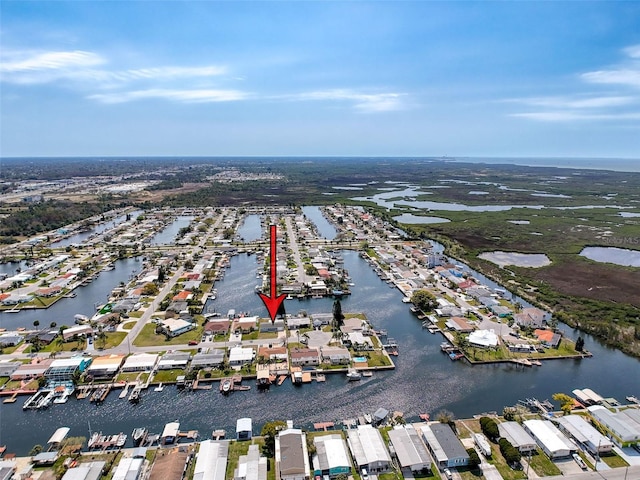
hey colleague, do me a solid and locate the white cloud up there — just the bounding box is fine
[88,88,248,104]
[511,111,640,122]
[511,45,640,123]
[581,44,640,88]
[288,89,406,112]
[1,50,104,73]
[0,49,227,86]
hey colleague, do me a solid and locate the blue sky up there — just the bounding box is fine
[1,1,639,158]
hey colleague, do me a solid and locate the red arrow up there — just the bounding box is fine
[258,224,286,322]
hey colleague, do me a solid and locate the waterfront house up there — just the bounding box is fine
[258,345,289,363]
[286,316,311,330]
[498,422,537,453]
[491,305,512,317]
[233,316,258,334]
[468,329,499,348]
[190,351,225,370]
[420,423,470,470]
[347,424,392,474]
[235,444,267,480]
[35,286,62,298]
[172,290,193,302]
[259,319,285,333]
[121,353,159,372]
[45,357,91,383]
[534,329,561,348]
[275,428,310,480]
[10,358,53,381]
[237,418,253,441]
[193,440,228,480]
[311,313,332,326]
[312,434,352,479]
[290,348,320,367]
[60,461,106,480]
[587,405,640,447]
[445,317,474,333]
[148,445,189,480]
[515,307,548,328]
[388,425,432,472]
[229,346,255,366]
[158,352,191,370]
[204,320,230,336]
[85,354,125,380]
[523,420,574,459]
[320,346,351,365]
[556,414,613,455]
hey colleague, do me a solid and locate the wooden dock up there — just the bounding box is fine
[313,421,335,431]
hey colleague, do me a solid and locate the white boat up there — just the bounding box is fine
[346,369,362,381]
[154,383,164,392]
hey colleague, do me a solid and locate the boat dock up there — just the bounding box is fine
[313,421,335,431]
[87,432,127,450]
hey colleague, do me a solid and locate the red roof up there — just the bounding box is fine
[535,329,555,343]
[172,290,191,301]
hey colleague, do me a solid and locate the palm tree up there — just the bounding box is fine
[33,320,40,331]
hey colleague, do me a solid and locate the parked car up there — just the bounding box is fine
[443,468,453,480]
[188,340,198,345]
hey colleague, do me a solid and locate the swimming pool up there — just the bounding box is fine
[353,356,367,363]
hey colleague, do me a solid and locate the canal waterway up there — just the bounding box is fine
[50,211,142,248]
[302,206,338,240]
[237,215,263,242]
[0,257,144,331]
[149,215,194,245]
[1,250,639,455]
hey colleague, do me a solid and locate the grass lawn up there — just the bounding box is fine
[485,444,527,480]
[116,372,150,383]
[133,323,203,347]
[353,349,392,367]
[257,331,278,340]
[528,450,562,476]
[225,440,250,479]
[3,378,39,390]
[128,311,144,318]
[121,321,137,329]
[599,453,629,468]
[152,369,185,383]
[101,332,127,349]
[41,340,86,353]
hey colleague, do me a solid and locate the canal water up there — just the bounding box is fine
[237,215,263,242]
[0,257,144,331]
[50,211,142,248]
[302,206,337,240]
[1,250,639,455]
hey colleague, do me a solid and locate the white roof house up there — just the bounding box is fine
[60,461,106,480]
[588,405,640,446]
[313,434,352,478]
[556,415,613,455]
[121,353,159,372]
[523,420,574,458]
[228,346,255,366]
[388,425,432,472]
[237,418,253,441]
[420,423,469,469]
[498,422,537,453]
[193,440,228,480]
[468,330,499,348]
[111,457,144,480]
[347,424,392,474]
[234,444,267,480]
[157,352,191,370]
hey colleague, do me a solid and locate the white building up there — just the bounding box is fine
[588,405,640,446]
[312,434,352,479]
[347,425,392,474]
[420,423,469,469]
[388,425,432,472]
[229,346,255,366]
[193,440,228,480]
[556,415,613,455]
[523,420,574,459]
[468,330,498,348]
[121,353,159,372]
[112,457,144,480]
[497,422,537,453]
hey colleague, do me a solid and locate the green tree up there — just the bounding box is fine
[467,448,481,468]
[332,299,345,329]
[435,409,455,424]
[575,336,585,352]
[33,320,40,330]
[553,393,575,415]
[260,420,287,457]
[29,444,43,456]
[142,282,159,296]
[410,289,437,313]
